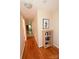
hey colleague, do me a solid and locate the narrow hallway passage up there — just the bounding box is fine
[22,36,59,59]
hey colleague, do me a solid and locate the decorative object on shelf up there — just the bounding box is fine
[45,37,50,40]
[45,42,48,45]
[43,18,49,29]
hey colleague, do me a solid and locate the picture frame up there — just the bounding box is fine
[43,18,49,29]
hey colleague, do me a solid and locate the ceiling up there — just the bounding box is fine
[20,0,58,23]
[20,0,37,19]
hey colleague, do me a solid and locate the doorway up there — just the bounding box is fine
[26,21,33,37]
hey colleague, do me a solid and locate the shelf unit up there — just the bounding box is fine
[42,29,53,48]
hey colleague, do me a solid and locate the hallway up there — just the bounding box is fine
[22,37,59,59]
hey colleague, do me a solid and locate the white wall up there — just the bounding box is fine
[32,9,59,48]
[32,10,59,48]
[20,16,27,59]
[32,15,38,44]
[37,9,54,47]
[35,9,59,48]
[53,11,59,48]
[31,0,59,48]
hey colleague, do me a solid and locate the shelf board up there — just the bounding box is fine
[45,44,51,48]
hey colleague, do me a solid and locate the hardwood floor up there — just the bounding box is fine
[22,36,59,59]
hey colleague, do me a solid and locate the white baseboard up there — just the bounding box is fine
[53,42,59,48]
[20,42,25,59]
[38,44,43,48]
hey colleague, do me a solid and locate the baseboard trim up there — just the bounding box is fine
[20,41,26,59]
[53,43,59,48]
[38,44,43,48]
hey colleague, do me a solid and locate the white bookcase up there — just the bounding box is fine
[42,29,53,48]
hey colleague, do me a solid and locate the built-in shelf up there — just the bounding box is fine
[42,29,53,48]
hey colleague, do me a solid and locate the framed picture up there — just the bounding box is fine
[43,18,49,29]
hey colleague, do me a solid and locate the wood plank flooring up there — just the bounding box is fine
[22,36,59,59]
